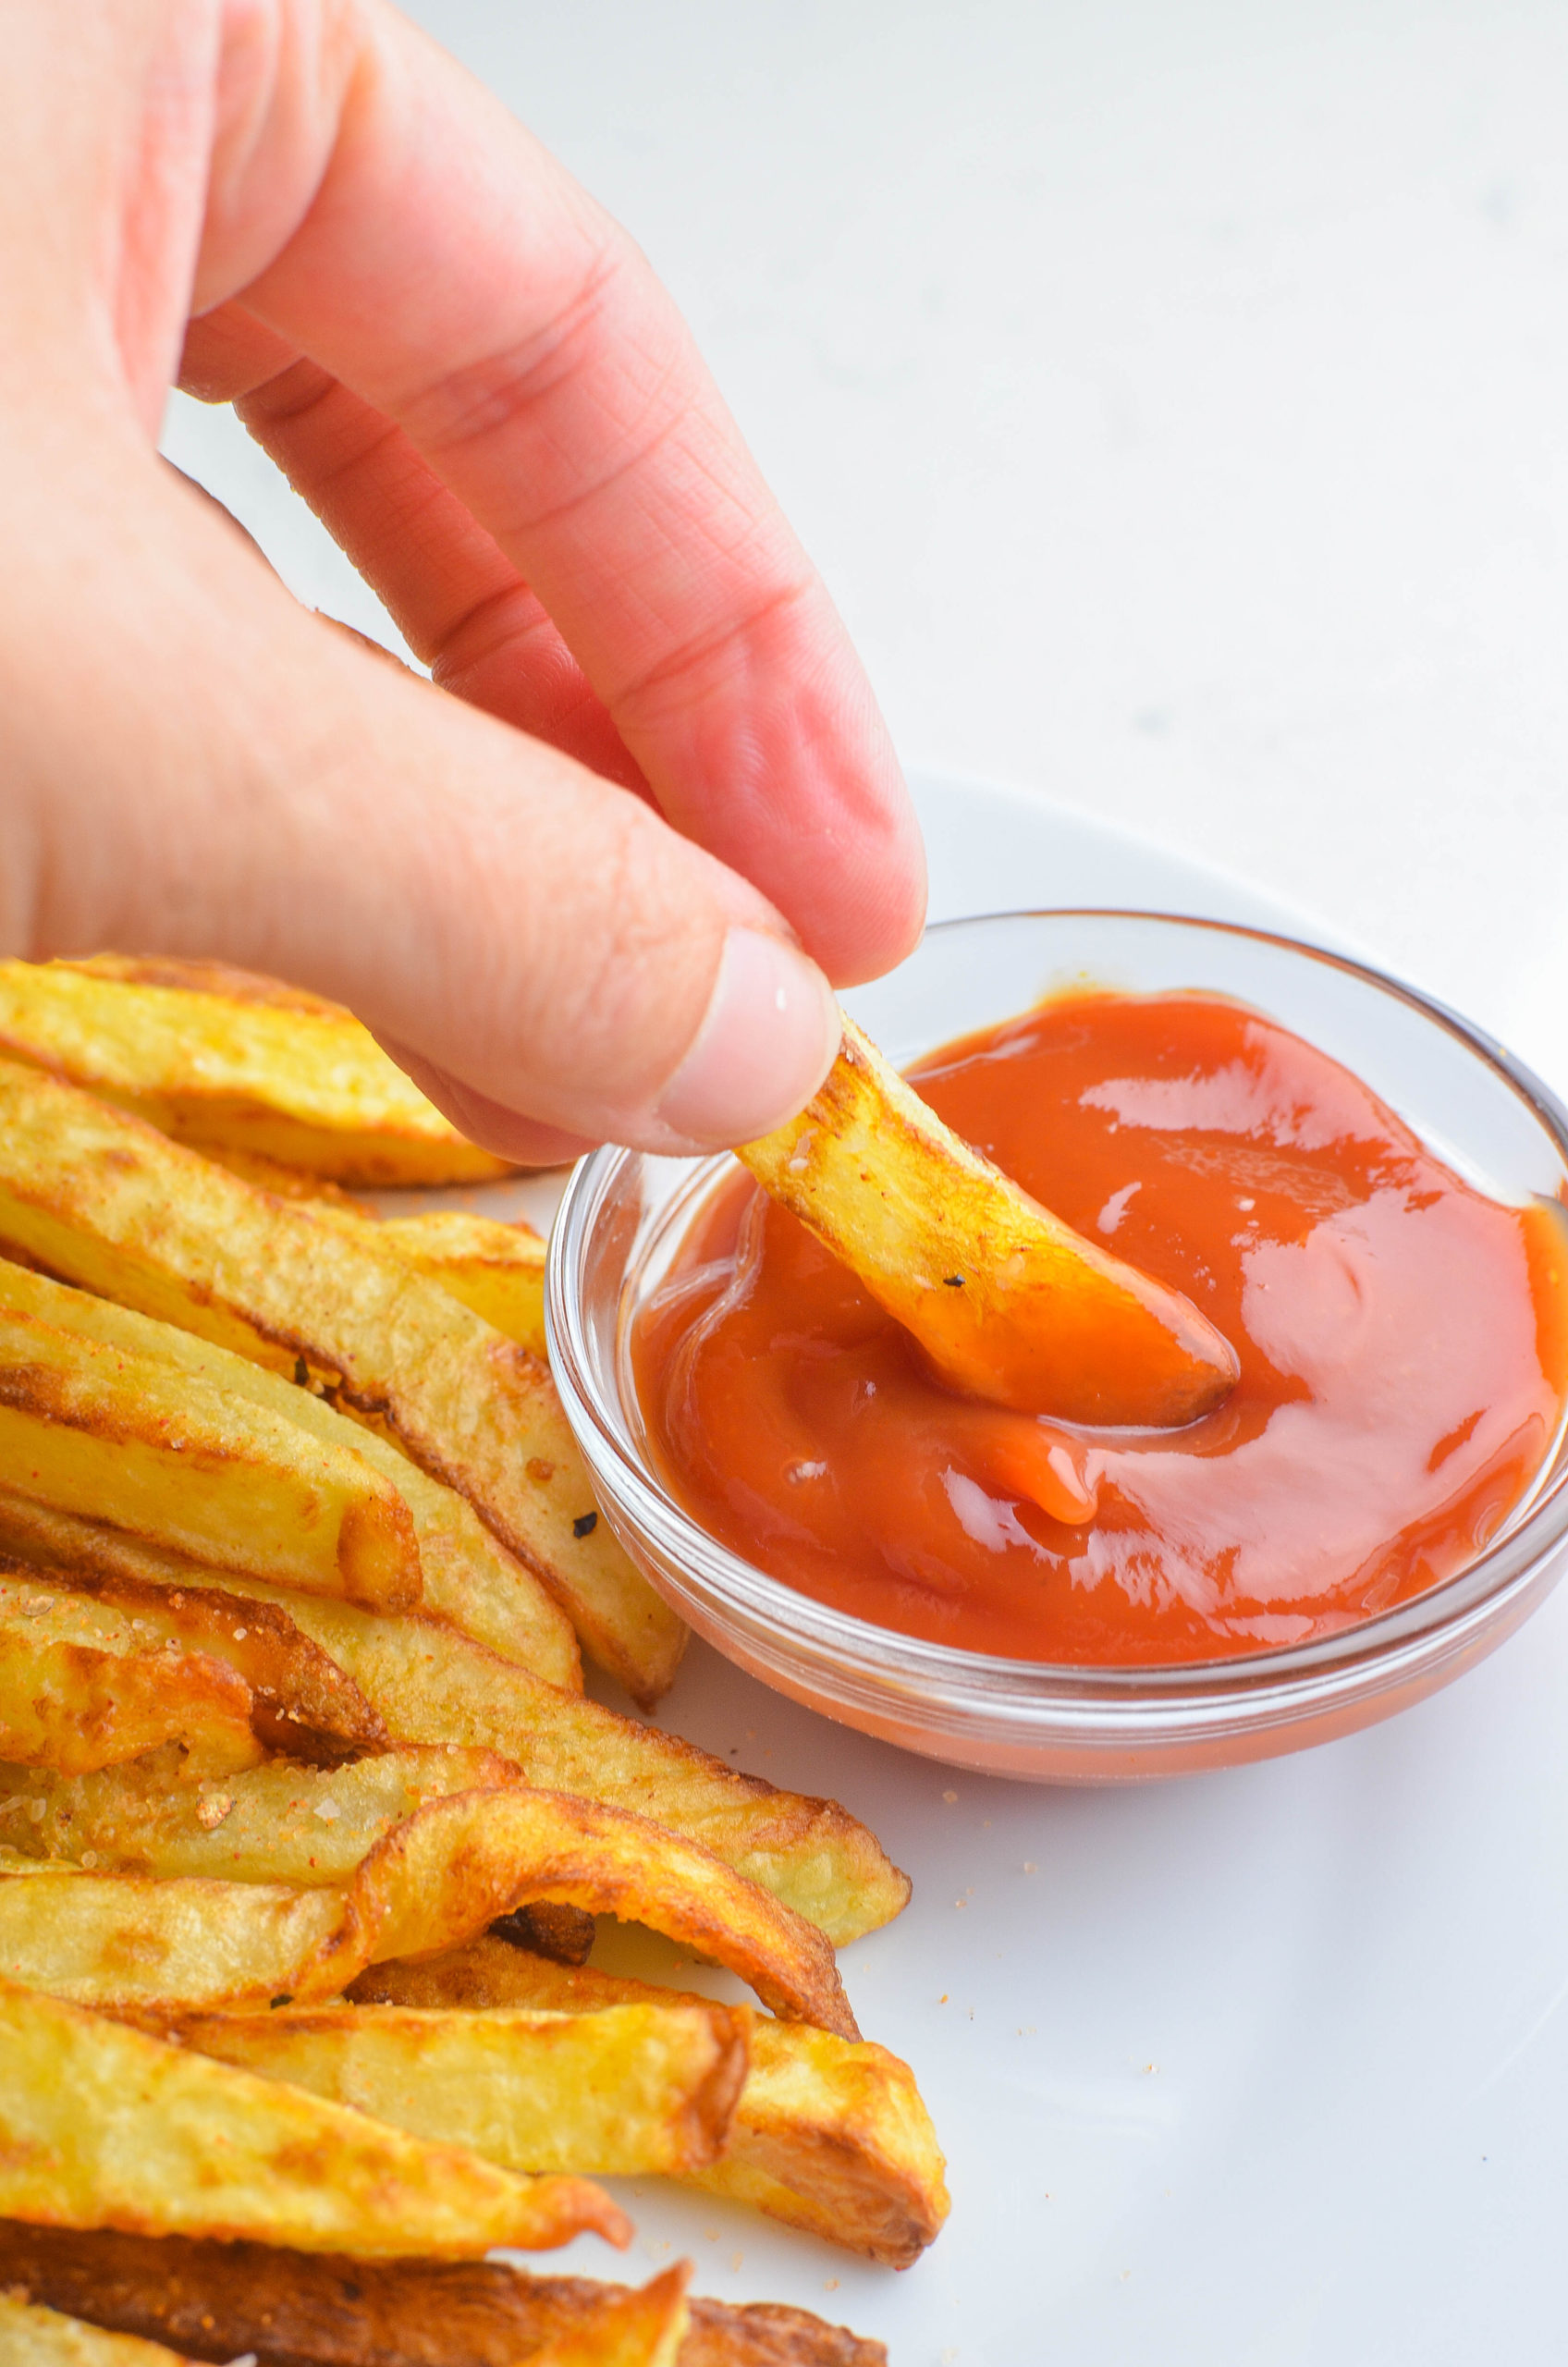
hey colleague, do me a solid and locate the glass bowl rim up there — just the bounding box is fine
[547,908,1568,1709]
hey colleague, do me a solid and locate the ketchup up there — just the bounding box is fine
[633,993,1568,1665]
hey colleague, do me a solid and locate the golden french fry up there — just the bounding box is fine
[0,1495,910,1947]
[0,1068,678,1701]
[0,1784,853,2033]
[0,1861,356,2013]
[0,1564,385,1763]
[352,1788,857,2038]
[0,2294,191,2367]
[0,2226,889,2367]
[738,1012,1239,1425]
[0,1981,625,2256]
[0,1570,261,1778]
[0,1260,580,1691]
[357,1938,949,2269]
[309,1203,549,1359]
[0,1301,421,1614]
[0,1746,522,1885]
[174,1997,752,2178]
[0,957,511,1185]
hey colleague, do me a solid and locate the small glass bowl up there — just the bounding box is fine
[548,913,1568,1781]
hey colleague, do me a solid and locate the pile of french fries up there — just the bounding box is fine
[0,957,947,2367]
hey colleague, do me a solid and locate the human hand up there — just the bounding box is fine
[0,0,925,1160]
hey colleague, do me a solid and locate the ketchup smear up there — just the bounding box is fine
[633,993,1568,1665]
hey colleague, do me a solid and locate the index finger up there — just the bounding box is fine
[198,1,925,985]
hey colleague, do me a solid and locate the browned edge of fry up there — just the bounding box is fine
[0,2225,888,2366]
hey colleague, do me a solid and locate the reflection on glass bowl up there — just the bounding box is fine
[548,913,1568,1782]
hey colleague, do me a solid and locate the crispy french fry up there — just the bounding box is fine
[353,1789,857,2037]
[174,1998,752,2177]
[0,2294,192,2367]
[738,1011,1239,1425]
[308,1205,549,1359]
[0,1569,262,1777]
[0,1261,580,1690]
[0,1981,624,2256]
[0,1564,385,1763]
[0,2226,890,2367]
[0,958,511,1186]
[356,1939,949,2268]
[0,1861,356,2012]
[0,1786,855,2033]
[0,1747,522,1885]
[0,1498,910,1946]
[0,1068,676,1700]
[0,1301,421,1614]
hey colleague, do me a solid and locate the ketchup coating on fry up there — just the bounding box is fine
[632,993,1568,1664]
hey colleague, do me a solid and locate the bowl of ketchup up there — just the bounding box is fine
[548,912,1568,1780]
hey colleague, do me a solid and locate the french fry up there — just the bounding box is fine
[0,1569,262,1777]
[173,1997,752,2178]
[0,1981,625,2256]
[352,1788,857,2037]
[0,2226,889,2367]
[0,1746,518,1885]
[738,1011,1239,1425]
[0,1564,385,1764]
[0,1498,911,1946]
[0,1787,856,2033]
[0,1261,580,1691]
[0,1861,357,2013]
[0,2294,192,2367]
[0,1067,678,1701]
[355,1939,949,2268]
[0,1301,422,1614]
[0,957,511,1186]
[307,1204,549,1359]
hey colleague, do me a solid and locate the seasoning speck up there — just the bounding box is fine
[572,1511,598,1539]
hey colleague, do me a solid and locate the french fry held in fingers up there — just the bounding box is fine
[0,1981,627,2255]
[738,1012,1239,1426]
[0,1569,262,1777]
[0,1496,911,1945]
[0,2293,194,2367]
[0,1786,856,2032]
[0,1064,678,1701]
[172,1997,753,2179]
[0,1260,580,1691]
[0,1300,422,1614]
[0,2226,889,2367]
[356,1938,949,2269]
[0,957,512,1186]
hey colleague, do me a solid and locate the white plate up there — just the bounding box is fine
[437,774,1568,2366]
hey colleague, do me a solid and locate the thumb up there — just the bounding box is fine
[5,443,841,1158]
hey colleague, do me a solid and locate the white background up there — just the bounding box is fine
[168,0,1568,1094]
[161,8,1568,2360]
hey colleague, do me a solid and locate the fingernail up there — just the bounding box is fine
[655,928,840,1147]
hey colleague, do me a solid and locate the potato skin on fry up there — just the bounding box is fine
[738,1012,1238,1426]
[0,2226,889,2367]
[0,1571,261,1778]
[0,1981,626,2256]
[0,1785,855,2034]
[0,958,511,1186]
[0,1066,675,1701]
[357,1939,949,2269]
